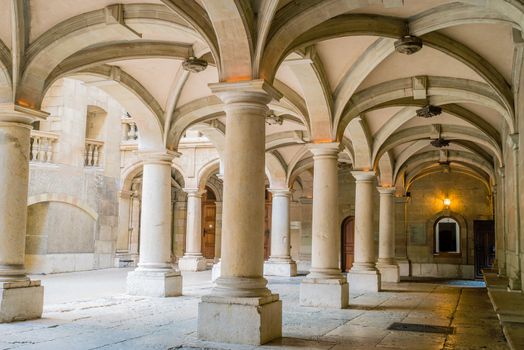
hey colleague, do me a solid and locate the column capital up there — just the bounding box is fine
[184,188,205,197]
[377,186,396,195]
[0,104,48,124]
[307,142,339,158]
[351,170,376,182]
[209,79,282,105]
[268,188,292,197]
[138,150,178,165]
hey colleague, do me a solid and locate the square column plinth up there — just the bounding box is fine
[127,270,182,297]
[198,294,282,345]
[178,256,207,272]
[348,270,381,293]
[377,264,400,283]
[1,280,44,323]
[263,260,297,277]
[300,278,349,308]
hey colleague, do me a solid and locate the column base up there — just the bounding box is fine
[377,263,400,283]
[348,270,381,293]
[0,280,44,323]
[127,270,182,297]
[299,277,348,308]
[263,259,297,277]
[178,255,207,272]
[211,261,221,282]
[508,276,522,291]
[198,294,282,345]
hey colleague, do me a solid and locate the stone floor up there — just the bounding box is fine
[0,269,509,350]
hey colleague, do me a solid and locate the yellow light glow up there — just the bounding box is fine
[443,198,451,207]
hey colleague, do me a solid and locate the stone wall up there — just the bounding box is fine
[25,79,123,274]
[402,172,492,279]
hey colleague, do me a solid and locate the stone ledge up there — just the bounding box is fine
[201,293,279,306]
[198,295,282,345]
[300,279,348,308]
[0,283,44,323]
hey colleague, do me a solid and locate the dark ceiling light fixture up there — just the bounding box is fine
[430,137,450,148]
[416,104,442,118]
[394,35,423,55]
[182,56,208,73]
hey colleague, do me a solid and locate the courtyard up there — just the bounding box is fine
[0,270,508,350]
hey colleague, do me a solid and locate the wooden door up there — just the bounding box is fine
[341,217,355,272]
[201,202,216,259]
[474,220,495,278]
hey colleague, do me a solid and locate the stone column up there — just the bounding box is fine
[348,171,381,292]
[376,187,400,282]
[127,151,182,297]
[179,189,207,271]
[198,80,282,345]
[264,189,297,276]
[0,108,45,323]
[299,143,348,308]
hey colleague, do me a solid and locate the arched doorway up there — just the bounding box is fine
[201,186,217,259]
[341,216,355,272]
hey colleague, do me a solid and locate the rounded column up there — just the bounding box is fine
[179,189,206,271]
[376,187,400,282]
[348,171,381,292]
[198,80,282,345]
[264,189,297,276]
[0,109,45,323]
[126,151,182,297]
[299,142,348,308]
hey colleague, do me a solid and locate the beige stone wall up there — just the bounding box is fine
[403,172,492,279]
[25,79,124,274]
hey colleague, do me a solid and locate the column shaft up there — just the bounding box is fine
[348,171,381,292]
[127,152,182,297]
[299,142,348,308]
[198,80,282,346]
[0,110,45,323]
[264,190,297,276]
[179,190,206,271]
[377,187,400,282]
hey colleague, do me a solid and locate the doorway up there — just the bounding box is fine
[201,187,216,259]
[341,216,355,272]
[474,220,495,278]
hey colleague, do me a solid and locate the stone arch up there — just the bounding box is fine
[337,77,514,141]
[27,193,98,221]
[61,69,164,151]
[197,158,221,192]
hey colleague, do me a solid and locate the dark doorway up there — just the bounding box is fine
[201,187,216,259]
[341,216,355,272]
[474,220,495,278]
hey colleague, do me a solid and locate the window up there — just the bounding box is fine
[435,217,460,253]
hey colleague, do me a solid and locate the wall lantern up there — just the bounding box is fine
[443,198,451,209]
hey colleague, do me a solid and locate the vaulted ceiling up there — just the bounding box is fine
[1,0,522,192]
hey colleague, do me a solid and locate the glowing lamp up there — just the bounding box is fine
[443,198,451,208]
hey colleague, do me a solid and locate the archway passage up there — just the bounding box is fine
[201,187,216,260]
[341,216,355,272]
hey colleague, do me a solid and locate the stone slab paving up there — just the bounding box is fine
[0,270,509,350]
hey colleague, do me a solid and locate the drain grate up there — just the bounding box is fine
[387,322,454,334]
